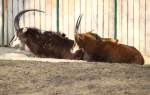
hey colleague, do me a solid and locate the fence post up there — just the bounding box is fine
[114,0,117,39]
[56,0,59,32]
[2,0,4,45]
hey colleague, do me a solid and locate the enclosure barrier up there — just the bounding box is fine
[0,0,150,56]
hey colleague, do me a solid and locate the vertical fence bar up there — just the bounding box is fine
[45,0,46,30]
[6,0,8,45]
[56,0,59,32]
[68,0,69,35]
[145,0,147,54]
[114,0,117,39]
[2,0,4,45]
[11,0,13,38]
[23,0,25,26]
[34,0,35,27]
[102,0,104,37]
[0,0,1,45]
[127,0,128,44]
[39,0,41,30]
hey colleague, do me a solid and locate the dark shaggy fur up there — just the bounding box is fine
[13,9,81,59]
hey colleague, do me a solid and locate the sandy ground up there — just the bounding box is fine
[0,47,150,95]
[0,47,149,64]
[0,47,85,63]
[0,60,150,95]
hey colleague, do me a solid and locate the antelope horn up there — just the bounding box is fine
[74,14,83,34]
[14,9,45,32]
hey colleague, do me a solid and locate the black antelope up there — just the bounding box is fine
[9,9,82,60]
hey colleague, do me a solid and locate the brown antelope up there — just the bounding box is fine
[74,15,144,65]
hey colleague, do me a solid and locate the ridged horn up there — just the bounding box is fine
[74,14,83,34]
[14,9,45,32]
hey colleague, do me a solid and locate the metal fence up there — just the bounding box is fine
[117,0,150,56]
[0,0,49,46]
[0,0,150,56]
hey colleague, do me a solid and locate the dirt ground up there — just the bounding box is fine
[0,47,85,63]
[0,47,150,95]
[0,60,150,95]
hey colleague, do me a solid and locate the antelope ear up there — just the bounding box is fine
[62,33,66,37]
[23,28,28,33]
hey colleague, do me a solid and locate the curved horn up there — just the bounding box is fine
[74,14,83,34]
[14,9,45,32]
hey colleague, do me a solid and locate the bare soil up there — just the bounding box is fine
[0,47,150,95]
[0,60,150,95]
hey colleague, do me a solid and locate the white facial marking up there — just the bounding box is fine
[71,44,79,53]
[10,36,21,48]
[23,28,28,33]
[9,33,25,49]
[24,44,30,51]
[9,31,30,51]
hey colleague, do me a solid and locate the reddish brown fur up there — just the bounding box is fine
[87,32,118,43]
[101,38,118,43]
[77,32,118,43]
[75,32,144,65]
